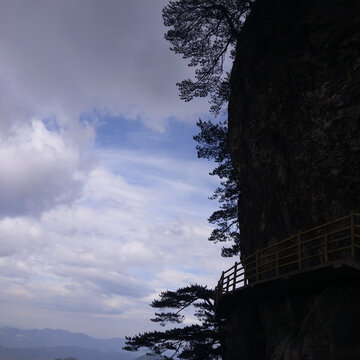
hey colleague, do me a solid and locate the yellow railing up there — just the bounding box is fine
[215,212,360,305]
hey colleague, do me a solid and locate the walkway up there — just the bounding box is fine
[215,212,360,306]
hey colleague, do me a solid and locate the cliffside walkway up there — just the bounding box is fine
[215,212,360,307]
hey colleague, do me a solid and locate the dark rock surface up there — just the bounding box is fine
[220,281,360,359]
[223,0,360,358]
[228,0,360,256]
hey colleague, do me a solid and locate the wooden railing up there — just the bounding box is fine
[215,212,360,305]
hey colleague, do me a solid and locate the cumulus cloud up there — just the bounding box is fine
[0,119,94,217]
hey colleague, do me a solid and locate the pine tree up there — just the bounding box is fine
[163,0,252,115]
[194,119,240,257]
[163,1,253,256]
[124,285,223,360]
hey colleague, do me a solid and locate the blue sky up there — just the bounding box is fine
[0,0,234,338]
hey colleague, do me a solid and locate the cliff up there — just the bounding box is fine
[223,0,360,358]
[228,0,360,256]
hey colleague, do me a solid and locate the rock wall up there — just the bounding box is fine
[220,281,360,360]
[224,0,360,358]
[228,0,360,256]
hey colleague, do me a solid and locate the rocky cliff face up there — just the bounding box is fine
[220,280,360,360]
[228,0,360,256]
[223,0,360,359]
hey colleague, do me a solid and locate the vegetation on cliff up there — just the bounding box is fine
[194,120,240,257]
[125,2,250,358]
[124,285,222,360]
[163,0,251,115]
[163,0,254,257]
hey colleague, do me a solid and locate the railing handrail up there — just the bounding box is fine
[215,212,360,306]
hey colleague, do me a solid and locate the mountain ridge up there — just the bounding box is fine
[0,326,127,352]
[0,327,157,360]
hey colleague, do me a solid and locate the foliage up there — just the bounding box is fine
[124,285,223,360]
[194,119,241,257]
[163,0,252,115]
[163,1,251,256]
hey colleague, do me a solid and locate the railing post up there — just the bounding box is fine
[243,258,248,286]
[233,262,238,291]
[256,249,259,281]
[226,275,230,293]
[324,234,328,263]
[219,271,224,296]
[351,211,355,260]
[214,286,218,307]
[298,233,302,270]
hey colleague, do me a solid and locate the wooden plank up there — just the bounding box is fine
[278,251,299,261]
[223,263,237,275]
[327,235,351,246]
[300,214,350,235]
[327,245,351,254]
[278,259,307,267]
[300,242,323,252]
[299,227,350,245]
[260,234,298,251]
[300,253,324,262]
[258,251,279,261]
[272,243,297,256]
[258,257,277,267]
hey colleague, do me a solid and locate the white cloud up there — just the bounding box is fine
[0,119,94,217]
[0,147,234,336]
[0,217,45,257]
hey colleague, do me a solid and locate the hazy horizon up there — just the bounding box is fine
[0,325,123,339]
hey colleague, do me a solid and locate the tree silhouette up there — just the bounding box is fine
[163,0,252,115]
[124,285,223,360]
[194,119,240,257]
[163,1,252,256]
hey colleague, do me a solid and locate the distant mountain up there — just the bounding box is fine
[0,346,162,360]
[0,345,135,360]
[0,327,145,360]
[0,327,128,353]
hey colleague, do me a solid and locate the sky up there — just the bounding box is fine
[0,0,235,339]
